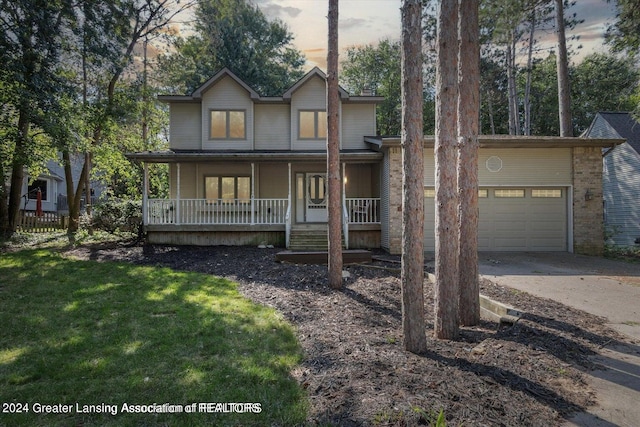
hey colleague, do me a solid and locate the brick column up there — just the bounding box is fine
[572,146,604,256]
[387,146,403,254]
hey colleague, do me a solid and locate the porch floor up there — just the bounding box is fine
[275,249,371,265]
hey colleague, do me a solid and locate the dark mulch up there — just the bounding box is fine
[63,243,631,426]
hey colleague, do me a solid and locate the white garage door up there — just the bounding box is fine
[424,188,567,251]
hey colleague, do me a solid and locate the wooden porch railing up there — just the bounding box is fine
[147,198,289,225]
[346,198,381,224]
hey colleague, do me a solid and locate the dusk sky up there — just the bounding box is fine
[253,0,620,70]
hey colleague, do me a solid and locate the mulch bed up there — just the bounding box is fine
[62,242,631,426]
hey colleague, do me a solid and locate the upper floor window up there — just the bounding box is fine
[299,110,327,139]
[210,110,246,139]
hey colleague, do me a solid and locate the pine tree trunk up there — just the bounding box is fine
[434,0,459,340]
[506,35,520,136]
[555,0,573,137]
[327,0,343,289]
[524,12,536,136]
[400,0,427,353]
[457,0,480,327]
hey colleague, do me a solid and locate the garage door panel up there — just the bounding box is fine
[424,187,567,251]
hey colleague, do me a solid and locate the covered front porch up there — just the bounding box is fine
[128,150,382,249]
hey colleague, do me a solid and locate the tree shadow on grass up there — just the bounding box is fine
[0,249,306,427]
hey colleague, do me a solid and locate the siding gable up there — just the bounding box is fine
[201,75,254,150]
[291,75,329,150]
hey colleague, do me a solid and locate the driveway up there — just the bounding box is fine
[478,252,640,427]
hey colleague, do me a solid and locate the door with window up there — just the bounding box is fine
[305,173,327,222]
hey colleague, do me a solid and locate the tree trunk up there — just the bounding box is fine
[7,109,31,234]
[434,0,459,340]
[506,35,520,135]
[524,12,536,136]
[0,159,9,237]
[457,0,480,326]
[62,150,80,237]
[400,0,427,353]
[327,0,343,289]
[555,0,573,137]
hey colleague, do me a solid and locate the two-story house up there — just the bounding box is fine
[127,67,621,256]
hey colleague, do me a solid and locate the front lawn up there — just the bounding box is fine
[0,249,306,426]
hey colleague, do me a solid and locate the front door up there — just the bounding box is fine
[305,173,327,222]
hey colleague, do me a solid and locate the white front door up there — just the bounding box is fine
[305,173,327,222]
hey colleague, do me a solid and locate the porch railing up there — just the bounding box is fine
[346,198,381,224]
[147,198,289,225]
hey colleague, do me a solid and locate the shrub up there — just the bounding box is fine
[91,199,142,233]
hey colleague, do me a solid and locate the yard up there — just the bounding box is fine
[0,233,634,426]
[0,243,306,427]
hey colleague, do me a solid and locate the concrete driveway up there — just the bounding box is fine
[477,252,640,427]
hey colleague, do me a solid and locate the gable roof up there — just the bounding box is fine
[586,112,640,155]
[283,66,350,100]
[191,67,261,100]
[158,66,383,104]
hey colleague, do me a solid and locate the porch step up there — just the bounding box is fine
[289,226,345,251]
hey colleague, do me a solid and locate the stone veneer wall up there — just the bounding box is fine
[572,146,605,256]
[386,147,403,255]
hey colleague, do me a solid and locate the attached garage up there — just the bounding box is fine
[374,134,622,255]
[424,187,568,251]
[420,147,573,251]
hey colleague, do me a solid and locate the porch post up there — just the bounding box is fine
[142,162,148,226]
[176,162,181,225]
[286,162,292,248]
[251,163,255,225]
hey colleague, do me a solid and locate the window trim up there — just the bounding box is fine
[298,110,327,140]
[28,179,49,201]
[209,109,246,140]
[204,176,251,204]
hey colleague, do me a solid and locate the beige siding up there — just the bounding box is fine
[170,104,201,150]
[256,164,288,198]
[342,104,375,149]
[169,164,197,199]
[170,163,289,200]
[254,105,290,150]
[423,148,572,186]
[345,164,374,197]
[291,76,327,150]
[201,76,254,150]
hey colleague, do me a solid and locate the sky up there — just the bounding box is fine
[251,0,620,70]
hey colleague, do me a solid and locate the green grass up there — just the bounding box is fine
[0,249,306,426]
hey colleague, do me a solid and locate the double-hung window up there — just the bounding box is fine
[205,176,250,204]
[299,110,327,139]
[210,110,246,139]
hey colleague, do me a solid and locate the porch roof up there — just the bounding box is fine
[126,149,383,164]
[364,135,624,149]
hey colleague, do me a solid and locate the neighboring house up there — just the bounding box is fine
[127,67,621,256]
[21,156,103,214]
[584,112,640,247]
